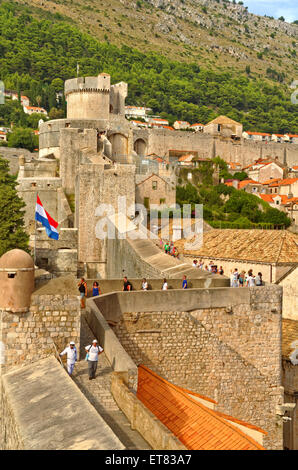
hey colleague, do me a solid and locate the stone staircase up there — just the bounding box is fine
[71,315,151,450]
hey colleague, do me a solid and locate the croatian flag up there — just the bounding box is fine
[35,195,59,240]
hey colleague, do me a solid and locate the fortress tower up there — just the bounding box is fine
[0,249,34,313]
[65,74,111,120]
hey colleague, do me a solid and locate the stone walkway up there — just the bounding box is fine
[71,315,151,450]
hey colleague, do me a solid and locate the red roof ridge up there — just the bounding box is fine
[139,365,217,404]
[214,410,268,434]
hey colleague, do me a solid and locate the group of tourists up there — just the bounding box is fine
[78,278,102,308]
[230,269,263,288]
[123,275,188,291]
[192,259,224,275]
[59,339,103,380]
[161,240,179,258]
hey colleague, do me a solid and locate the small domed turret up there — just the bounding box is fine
[0,249,34,313]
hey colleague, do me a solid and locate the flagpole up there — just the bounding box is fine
[34,192,37,267]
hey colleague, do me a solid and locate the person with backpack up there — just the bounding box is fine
[60,341,77,376]
[85,339,103,380]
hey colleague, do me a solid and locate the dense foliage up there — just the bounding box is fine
[0,155,29,256]
[0,1,297,133]
[176,182,292,229]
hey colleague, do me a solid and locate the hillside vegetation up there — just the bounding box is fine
[15,0,298,84]
[0,1,297,134]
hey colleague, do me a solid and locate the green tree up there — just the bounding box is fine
[233,171,248,181]
[0,156,29,256]
[7,128,38,151]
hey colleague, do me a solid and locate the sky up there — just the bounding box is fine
[239,1,298,23]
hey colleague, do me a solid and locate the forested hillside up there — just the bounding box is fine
[0,1,297,133]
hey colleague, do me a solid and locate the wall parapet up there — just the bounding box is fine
[85,299,138,390]
[111,373,186,450]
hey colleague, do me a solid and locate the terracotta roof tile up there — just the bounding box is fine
[175,229,298,263]
[238,179,262,189]
[137,365,265,450]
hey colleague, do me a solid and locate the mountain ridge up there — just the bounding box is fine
[16,0,298,84]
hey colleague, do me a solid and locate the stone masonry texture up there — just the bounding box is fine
[0,293,80,373]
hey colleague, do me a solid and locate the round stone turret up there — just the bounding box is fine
[65,74,111,120]
[0,249,34,313]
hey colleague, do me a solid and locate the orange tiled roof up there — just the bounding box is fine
[238,179,262,189]
[178,155,194,162]
[262,178,282,185]
[228,162,242,169]
[259,194,289,204]
[258,194,274,203]
[277,178,298,186]
[246,131,271,136]
[137,365,265,450]
[25,106,46,111]
[190,123,204,127]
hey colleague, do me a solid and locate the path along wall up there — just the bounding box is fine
[92,286,284,450]
[1,356,124,450]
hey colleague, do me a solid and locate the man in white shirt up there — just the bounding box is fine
[246,274,256,287]
[85,339,103,380]
[60,341,77,375]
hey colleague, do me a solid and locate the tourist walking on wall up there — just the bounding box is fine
[85,339,103,380]
[182,275,188,289]
[141,278,148,290]
[255,272,263,286]
[78,278,87,308]
[239,271,245,287]
[60,341,77,376]
[246,270,256,287]
[123,276,132,291]
[162,278,168,290]
[231,269,239,288]
[92,281,101,296]
[219,266,224,275]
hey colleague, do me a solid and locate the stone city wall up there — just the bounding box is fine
[0,147,34,175]
[134,128,298,167]
[39,118,108,159]
[0,292,80,374]
[282,359,298,450]
[76,162,135,279]
[17,177,61,227]
[109,286,283,449]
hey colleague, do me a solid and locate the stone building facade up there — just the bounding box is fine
[135,173,176,208]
